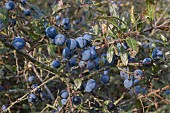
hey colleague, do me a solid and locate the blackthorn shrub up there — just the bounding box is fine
[0,0,170,112]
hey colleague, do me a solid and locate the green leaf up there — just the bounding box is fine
[130,5,135,24]
[104,100,111,106]
[96,16,127,26]
[47,44,57,58]
[134,100,142,108]
[107,45,114,63]
[107,29,117,38]
[58,100,62,107]
[0,47,9,55]
[146,0,155,4]
[52,4,58,15]
[93,24,99,35]
[0,8,8,20]
[108,2,119,17]
[107,19,120,30]
[160,35,167,42]
[126,37,139,51]
[96,16,124,31]
[120,47,128,65]
[0,13,6,21]
[74,79,82,90]
[146,1,155,20]
[5,65,17,72]
[0,7,9,28]
[27,3,46,19]
[120,52,128,66]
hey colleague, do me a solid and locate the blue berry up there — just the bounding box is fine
[142,58,152,65]
[104,70,109,75]
[78,61,86,68]
[0,20,3,29]
[1,105,8,111]
[72,96,81,105]
[81,49,91,61]
[100,54,107,64]
[107,103,115,111]
[45,26,57,39]
[128,56,135,62]
[62,18,69,25]
[0,86,4,91]
[66,39,77,50]
[20,0,26,5]
[134,79,139,84]
[62,47,72,58]
[134,69,143,79]
[28,75,35,82]
[76,37,87,48]
[5,1,15,10]
[85,79,96,92]
[83,34,92,44]
[120,68,131,80]
[11,18,16,26]
[23,9,31,16]
[54,34,66,46]
[40,92,47,101]
[61,99,67,105]
[124,79,133,89]
[63,24,71,30]
[134,85,141,94]
[51,60,60,68]
[100,75,110,84]
[86,61,95,71]
[165,90,170,95]
[60,90,69,99]
[68,58,76,67]
[61,18,70,30]
[152,48,164,60]
[134,86,147,94]
[89,46,97,59]
[94,58,100,69]
[31,84,41,92]
[28,93,37,102]
[75,19,80,24]
[56,15,61,20]
[12,37,26,49]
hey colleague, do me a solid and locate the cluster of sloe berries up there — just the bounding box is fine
[120,47,164,93]
[27,75,49,103]
[4,0,31,16]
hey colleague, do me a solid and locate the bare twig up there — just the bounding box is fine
[13,50,19,76]
[138,85,170,99]
[0,37,66,77]
[32,63,55,100]
[139,98,145,113]
[3,65,64,112]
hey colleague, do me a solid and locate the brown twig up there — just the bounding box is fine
[3,65,64,112]
[32,63,55,100]
[0,36,66,77]
[138,85,170,99]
